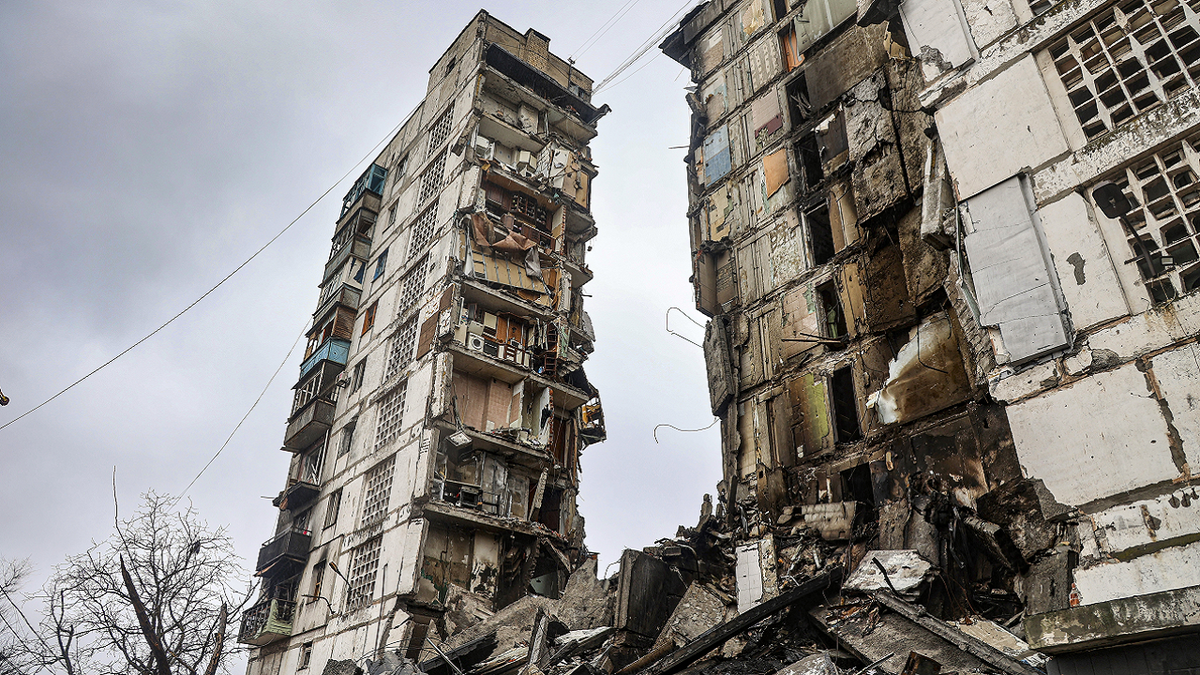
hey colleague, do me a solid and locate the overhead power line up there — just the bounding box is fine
[172,320,308,507]
[573,0,645,61]
[0,103,421,436]
[594,0,700,94]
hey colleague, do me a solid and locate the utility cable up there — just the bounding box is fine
[172,320,308,507]
[572,0,643,60]
[594,0,699,93]
[0,102,420,435]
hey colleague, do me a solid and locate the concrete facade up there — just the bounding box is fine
[241,13,607,674]
[664,0,1200,666]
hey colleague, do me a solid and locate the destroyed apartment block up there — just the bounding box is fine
[241,12,610,675]
[237,0,1200,674]
[650,0,1200,670]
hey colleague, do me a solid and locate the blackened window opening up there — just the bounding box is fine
[797,136,822,190]
[809,205,836,265]
[831,366,861,442]
[786,75,812,126]
[817,282,846,340]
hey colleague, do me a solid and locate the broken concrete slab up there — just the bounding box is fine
[843,550,932,595]
[1024,583,1200,654]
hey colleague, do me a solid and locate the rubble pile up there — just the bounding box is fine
[350,494,1052,675]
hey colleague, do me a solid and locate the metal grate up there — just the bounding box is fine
[428,103,456,159]
[1101,129,1200,300]
[418,152,447,205]
[1049,0,1200,140]
[373,383,408,452]
[385,318,419,381]
[408,206,438,260]
[397,256,429,315]
[345,536,382,611]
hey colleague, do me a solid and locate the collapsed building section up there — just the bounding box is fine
[656,0,1200,670]
[241,12,608,674]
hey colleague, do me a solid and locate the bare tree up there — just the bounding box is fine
[0,558,42,675]
[1,492,252,675]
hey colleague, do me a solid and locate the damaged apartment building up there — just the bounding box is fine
[659,0,1200,670]
[239,12,608,674]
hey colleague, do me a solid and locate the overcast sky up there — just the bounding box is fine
[0,0,719,622]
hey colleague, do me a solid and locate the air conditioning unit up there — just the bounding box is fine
[467,334,487,353]
[482,340,500,358]
[473,136,493,160]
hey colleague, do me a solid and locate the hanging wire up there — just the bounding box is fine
[666,306,705,347]
[172,319,309,507]
[653,417,719,443]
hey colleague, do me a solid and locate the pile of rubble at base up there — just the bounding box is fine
[344,505,1055,675]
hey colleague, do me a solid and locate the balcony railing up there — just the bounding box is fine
[237,598,296,646]
[255,528,311,574]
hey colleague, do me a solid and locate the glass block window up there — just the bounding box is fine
[418,152,447,205]
[1100,130,1200,299]
[374,382,408,451]
[360,455,396,525]
[1049,0,1200,140]
[397,256,429,314]
[408,206,438,260]
[428,102,456,159]
[385,318,419,381]
[345,536,382,611]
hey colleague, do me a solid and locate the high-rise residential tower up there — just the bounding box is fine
[239,13,607,674]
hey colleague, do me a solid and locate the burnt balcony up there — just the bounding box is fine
[255,528,311,575]
[272,479,320,512]
[237,598,296,646]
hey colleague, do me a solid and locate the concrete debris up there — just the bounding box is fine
[842,550,932,596]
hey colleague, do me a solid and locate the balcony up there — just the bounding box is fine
[313,283,362,322]
[340,164,387,219]
[283,396,336,451]
[255,528,311,574]
[272,479,320,512]
[299,338,350,380]
[326,232,372,281]
[237,598,296,646]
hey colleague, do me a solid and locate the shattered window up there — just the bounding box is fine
[374,382,408,451]
[385,317,419,381]
[338,418,357,457]
[360,455,396,524]
[1049,0,1200,140]
[418,152,447,205]
[345,536,382,610]
[1098,130,1200,297]
[323,489,342,528]
[408,205,438,260]
[428,102,455,159]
